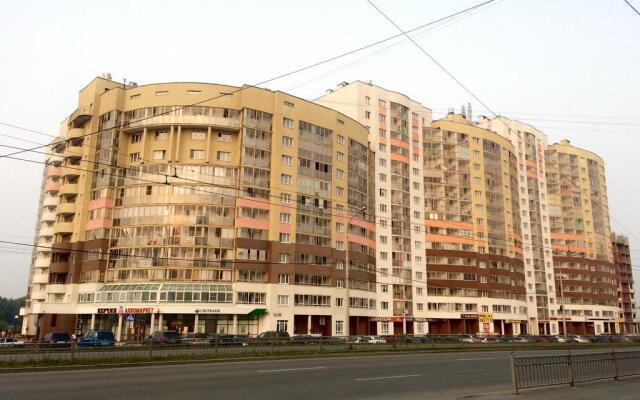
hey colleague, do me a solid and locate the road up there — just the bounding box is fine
[0,350,541,400]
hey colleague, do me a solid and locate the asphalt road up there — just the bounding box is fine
[0,350,523,400]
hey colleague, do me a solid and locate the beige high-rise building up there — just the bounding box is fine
[546,140,619,334]
[477,116,558,335]
[21,76,377,340]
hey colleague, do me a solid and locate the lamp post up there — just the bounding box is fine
[13,315,19,337]
[345,206,367,337]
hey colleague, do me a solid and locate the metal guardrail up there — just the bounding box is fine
[510,349,640,394]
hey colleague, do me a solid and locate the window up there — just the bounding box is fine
[417,303,424,311]
[337,134,344,144]
[335,320,344,335]
[379,143,387,152]
[416,287,423,295]
[280,213,291,223]
[336,298,343,307]
[283,117,294,128]
[379,99,386,107]
[130,133,141,144]
[381,301,389,310]
[336,279,345,288]
[282,136,293,147]
[336,223,344,232]
[217,132,231,142]
[379,114,386,123]
[379,189,386,197]
[155,131,168,141]
[379,128,386,137]
[379,204,387,212]
[365,96,371,105]
[276,320,288,332]
[337,169,344,179]
[337,187,344,196]
[187,90,201,95]
[155,90,168,96]
[379,173,387,182]
[130,94,141,100]
[381,322,389,334]
[129,152,140,162]
[192,131,206,140]
[284,100,295,108]
[152,150,165,160]
[379,158,386,167]
[365,111,371,119]
[281,193,291,204]
[380,236,387,244]
[190,149,204,160]
[279,253,290,263]
[279,233,290,243]
[281,174,292,185]
[216,151,230,161]
[336,260,344,270]
[281,155,292,166]
[278,274,289,284]
[336,241,344,251]
[277,295,289,305]
[336,151,344,161]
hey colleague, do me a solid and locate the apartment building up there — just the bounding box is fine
[546,140,619,334]
[21,76,377,340]
[317,82,528,335]
[477,116,558,335]
[611,233,638,334]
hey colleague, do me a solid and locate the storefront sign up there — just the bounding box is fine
[460,313,478,319]
[479,313,493,323]
[506,320,522,324]
[96,307,154,314]
[372,317,392,322]
[588,318,611,321]
[195,309,221,314]
[97,308,117,314]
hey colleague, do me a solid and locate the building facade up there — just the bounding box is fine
[22,77,377,340]
[545,140,619,335]
[611,233,638,334]
[477,116,559,335]
[317,82,528,335]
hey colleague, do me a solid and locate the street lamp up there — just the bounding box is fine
[13,315,19,337]
[345,206,367,337]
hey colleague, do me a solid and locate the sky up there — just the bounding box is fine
[0,0,639,299]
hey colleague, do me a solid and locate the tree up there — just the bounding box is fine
[0,297,25,333]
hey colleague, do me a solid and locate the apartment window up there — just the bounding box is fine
[281,174,292,185]
[336,169,344,179]
[336,279,345,288]
[281,155,292,166]
[336,223,344,232]
[473,137,480,144]
[473,163,481,171]
[280,213,291,223]
[337,134,344,144]
[279,253,290,264]
[155,90,169,96]
[379,99,386,107]
[365,96,371,105]
[155,131,168,141]
[417,303,424,311]
[152,150,165,160]
[379,129,386,137]
[336,151,344,161]
[216,151,230,161]
[130,133,141,144]
[217,132,231,142]
[129,152,140,162]
[416,271,423,280]
[336,298,343,307]
[379,173,387,182]
[379,189,386,197]
[379,143,387,152]
[282,136,293,147]
[336,241,344,251]
[337,187,344,196]
[381,301,389,310]
[190,150,204,160]
[277,295,289,305]
[416,287,423,295]
[279,233,290,243]
[379,114,386,123]
[379,219,387,228]
[380,204,387,212]
[381,284,388,293]
[187,90,201,95]
[379,236,388,245]
[278,274,289,284]
[276,320,288,332]
[191,131,206,140]
[380,252,388,260]
[336,260,344,270]
[335,320,344,335]
[281,193,292,204]
[379,158,386,167]
[337,119,344,125]
[145,185,152,195]
[365,111,371,119]
[284,100,295,108]
[381,322,389,334]
[130,94,141,100]
[283,117,294,128]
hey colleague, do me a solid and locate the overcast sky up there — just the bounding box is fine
[0,0,639,299]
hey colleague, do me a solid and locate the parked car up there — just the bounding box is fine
[0,337,25,347]
[511,336,531,344]
[460,335,479,343]
[209,334,250,346]
[254,331,290,344]
[361,335,386,344]
[78,330,116,348]
[146,331,182,345]
[38,332,73,348]
[181,332,209,345]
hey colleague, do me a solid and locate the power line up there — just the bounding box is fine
[0,0,496,160]
[624,0,640,16]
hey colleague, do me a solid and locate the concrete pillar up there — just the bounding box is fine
[205,126,212,162]
[150,313,155,335]
[402,318,407,334]
[175,125,182,162]
[425,321,430,334]
[232,315,238,335]
[307,315,312,334]
[90,314,96,330]
[500,320,505,335]
[168,125,175,161]
[140,127,147,159]
[158,314,163,331]
[116,314,123,342]
[194,314,199,333]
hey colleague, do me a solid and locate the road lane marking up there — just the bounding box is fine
[257,367,327,373]
[355,374,420,381]
[457,357,496,361]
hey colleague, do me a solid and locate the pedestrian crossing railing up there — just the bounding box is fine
[510,349,640,394]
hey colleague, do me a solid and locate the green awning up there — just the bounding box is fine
[248,308,267,316]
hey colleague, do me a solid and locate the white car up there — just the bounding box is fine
[0,338,25,347]
[572,335,590,343]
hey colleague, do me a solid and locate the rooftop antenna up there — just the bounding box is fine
[467,103,472,123]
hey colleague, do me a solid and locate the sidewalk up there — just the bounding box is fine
[473,377,640,399]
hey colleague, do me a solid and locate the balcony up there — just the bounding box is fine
[43,196,58,208]
[53,222,74,234]
[41,210,56,222]
[66,128,85,139]
[44,181,61,193]
[46,284,67,294]
[63,145,83,159]
[32,274,48,284]
[59,183,79,196]
[61,166,80,178]
[56,202,76,215]
[123,112,241,132]
[46,167,61,178]
[51,241,71,253]
[39,225,54,237]
[34,257,50,268]
[69,106,92,128]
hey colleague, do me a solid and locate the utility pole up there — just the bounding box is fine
[345,206,367,338]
